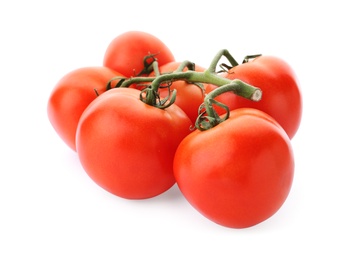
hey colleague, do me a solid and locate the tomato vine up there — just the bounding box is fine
[48,30,301,228]
[106,49,262,110]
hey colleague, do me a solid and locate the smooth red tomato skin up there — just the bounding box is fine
[76,88,192,199]
[173,108,294,228]
[47,67,124,151]
[103,31,175,77]
[224,56,302,139]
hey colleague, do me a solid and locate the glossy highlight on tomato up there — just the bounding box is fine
[103,31,175,77]
[76,88,192,199]
[224,56,302,139]
[173,108,294,228]
[47,66,124,151]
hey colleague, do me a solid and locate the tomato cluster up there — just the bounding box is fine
[47,31,302,228]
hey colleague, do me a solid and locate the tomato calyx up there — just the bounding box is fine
[217,53,262,72]
[103,53,160,93]
[136,53,160,76]
[195,80,262,131]
[140,83,178,109]
[242,54,262,63]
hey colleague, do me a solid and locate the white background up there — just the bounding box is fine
[1,0,346,259]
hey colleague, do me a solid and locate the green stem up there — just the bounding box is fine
[175,60,196,72]
[119,49,239,90]
[242,54,262,64]
[107,49,260,110]
[119,76,156,88]
[136,53,159,76]
[195,80,262,131]
[149,70,232,92]
[206,79,262,102]
[147,49,240,92]
[206,49,239,73]
[152,60,161,76]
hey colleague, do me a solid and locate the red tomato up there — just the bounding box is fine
[47,67,124,151]
[103,31,175,77]
[76,88,192,199]
[173,108,294,228]
[224,56,302,139]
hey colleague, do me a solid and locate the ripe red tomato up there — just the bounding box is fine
[173,108,294,228]
[47,66,124,151]
[103,31,175,77]
[224,56,302,139]
[76,87,192,199]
